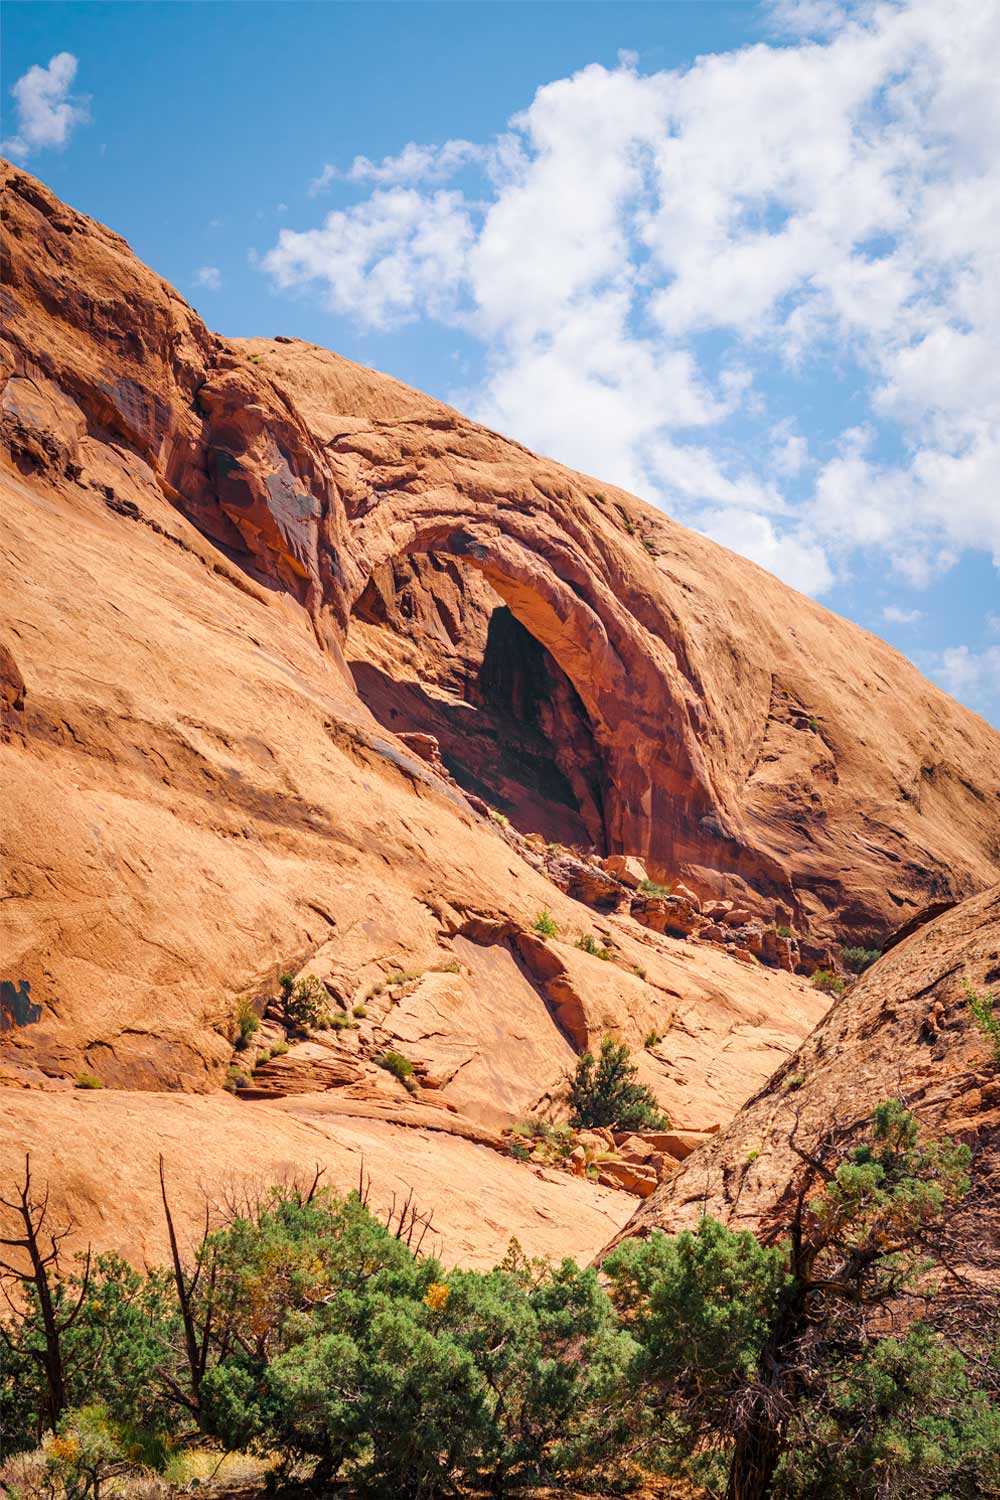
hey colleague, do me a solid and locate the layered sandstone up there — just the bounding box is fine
[2,161,1000,1262]
[606,884,1000,1258]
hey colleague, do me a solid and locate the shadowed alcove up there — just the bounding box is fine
[347,551,608,850]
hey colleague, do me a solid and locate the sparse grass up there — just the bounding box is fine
[841,946,881,974]
[632,965,647,980]
[353,1004,368,1019]
[225,1065,250,1092]
[329,1013,358,1031]
[254,1049,272,1068]
[782,1072,805,1092]
[532,909,559,938]
[965,979,1000,1064]
[489,808,510,827]
[510,1118,577,1163]
[233,995,259,1048]
[576,933,611,960]
[639,878,674,899]
[774,923,794,939]
[270,1040,289,1057]
[377,1050,415,1082]
[808,715,820,733]
[643,1029,663,1050]
[641,537,659,557]
[75,1072,103,1090]
[811,969,846,995]
[745,1148,761,1164]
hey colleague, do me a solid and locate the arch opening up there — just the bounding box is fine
[347,551,609,851]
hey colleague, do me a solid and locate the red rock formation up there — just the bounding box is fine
[605,883,1000,1256]
[1,161,999,1263]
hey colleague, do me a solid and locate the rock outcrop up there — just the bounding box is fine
[605,884,1000,1260]
[2,160,1000,1264]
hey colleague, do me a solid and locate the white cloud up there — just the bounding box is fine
[882,605,924,625]
[309,141,486,196]
[698,507,834,596]
[987,612,1000,637]
[3,52,89,159]
[262,188,475,330]
[261,0,1000,610]
[927,644,1000,717]
[194,265,222,290]
[770,422,809,478]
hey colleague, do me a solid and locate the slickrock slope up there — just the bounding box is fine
[607,885,1000,1258]
[1,161,999,1261]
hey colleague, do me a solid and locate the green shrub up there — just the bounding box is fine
[233,995,260,1047]
[774,923,793,938]
[966,979,1000,1064]
[377,1050,414,1083]
[576,933,610,959]
[639,878,674,898]
[75,1072,103,1090]
[567,1038,669,1132]
[532,909,559,938]
[841,946,881,974]
[353,1004,367,1019]
[811,968,846,995]
[643,1029,662,1050]
[271,1039,289,1056]
[278,973,330,1031]
[604,1104,986,1500]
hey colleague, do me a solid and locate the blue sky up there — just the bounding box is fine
[4,0,998,728]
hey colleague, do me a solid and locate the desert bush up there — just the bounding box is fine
[810,968,846,995]
[532,910,559,938]
[966,978,1000,1064]
[605,1102,997,1499]
[277,973,329,1032]
[639,878,674,898]
[576,933,610,959]
[74,1074,102,1091]
[376,1050,414,1083]
[233,997,259,1047]
[840,945,880,974]
[567,1038,668,1132]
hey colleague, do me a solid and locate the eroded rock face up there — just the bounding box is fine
[1,162,999,1262]
[605,884,1000,1259]
[3,160,999,945]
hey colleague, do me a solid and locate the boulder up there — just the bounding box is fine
[632,894,701,937]
[603,854,649,889]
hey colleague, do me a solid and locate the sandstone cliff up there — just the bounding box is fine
[2,160,999,1263]
[607,885,1000,1265]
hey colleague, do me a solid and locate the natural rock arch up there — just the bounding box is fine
[345,513,721,876]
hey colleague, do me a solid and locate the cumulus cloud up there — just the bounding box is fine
[882,605,924,626]
[927,644,1000,719]
[261,0,1000,608]
[309,140,486,196]
[194,266,222,290]
[3,52,90,159]
[263,188,475,330]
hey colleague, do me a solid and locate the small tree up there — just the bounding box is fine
[567,1038,668,1131]
[605,1101,998,1500]
[0,1155,92,1437]
[277,973,329,1032]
